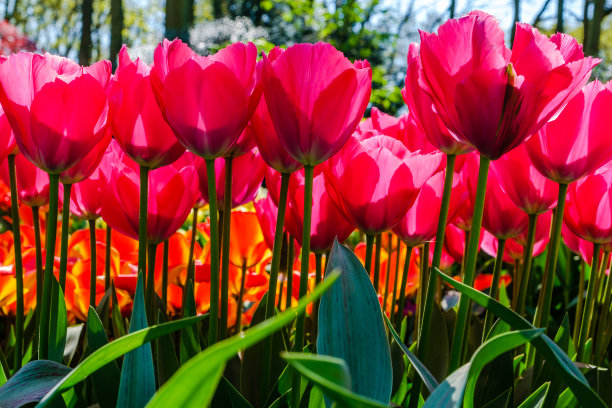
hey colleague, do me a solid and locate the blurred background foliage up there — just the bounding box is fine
[1,0,612,115]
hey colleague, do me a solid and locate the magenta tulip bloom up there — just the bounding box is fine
[70,143,114,220]
[492,144,558,214]
[0,53,111,173]
[564,165,612,244]
[197,147,266,209]
[101,145,199,244]
[444,224,484,264]
[59,127,111,185]
[0,154,51,207]
[254,193,280,251]
[325,133,443,235]
[0,104,17,165]
[261,42,372,165]
[418,11,597,160]
[285,169,354,253]
[151,39,260,159]
[403,43,472,155]
[108,46,185,169]
[482,167,529,239]
[526,80,612,184]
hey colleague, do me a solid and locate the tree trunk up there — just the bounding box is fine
[587,0,605,56]
[557,0,564,32]
[583,0,590,54]
[165,0,192,44]
[510,0,520,45]
[110,0,123,71]
[449,0,455,19]
[79,0,94,66]
[213,0,224,18]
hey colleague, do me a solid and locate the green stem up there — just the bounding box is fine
[146,243,158,322]
[313,252,323,341]
[533,183,568,330]
[483,238,506,340]
[291,165,314,408]
[235,260,247,333]
[88,220,97,307]
[448,156,490,372]
[595,252,612,363]
[204,159,220,345]
[395,246,413,328]
[39,172,60,360]
[138,165,149,282]
[364,234,374,278]
[390,240,403,323]
[516,213,538,315]
[262,172,290,396]
[58,183,72,291]
[8,154,23,370]
[577,243,601,360]
[573,261,586,342]
[219,157,233,340]
[162,239,169,311]
[32,205,42,354]
[374,233,382,292]
[286,238,295,311]
[105,225,111,290]
[383,233,393,309]
[186,207,198,292]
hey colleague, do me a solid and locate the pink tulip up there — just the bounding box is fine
[418,11,597,160]
[325,133,442,235]
[564,165,612,244]
[562,224,611,265]
[444,224,484,264]
[491,144,558,214]
[0,154,51,207]
[70,144,114,220]
[451,153,479,230]
[482,166,529,239]
[59,127,111,185]
[151,39,260,159]
[261,42,372,165]
[108,46,185,169]
[0,104,17,165]
[0,53,111,173]
[481,212,550,262]
[526,80,612,184]
[254,193,280,251]
[197,147,266,209]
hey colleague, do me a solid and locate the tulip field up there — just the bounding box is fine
[1,8,612,408]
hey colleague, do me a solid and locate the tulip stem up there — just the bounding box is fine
[89,219,97,307]
[235,260,247,333]
[32,205,42,354]
[595,252,612,363]
[313,252,323,341]
[286,238,295,311]
[577,243,601,360]
[416,243,429,339]
[204,159,220,345]
[383,233,393,309]
[186,207,198,291]
[483,238,506,340]
[58,183,72,291]
[533,183,568,330]
[573,261,586,342]
[162,239,169,311]
[146,243,158,322]
[364,234,374,278]
[515,213,538,315]
[396,245,413,328]
[138,165,149,281]
[390,240,403,323]
[8,154,23,370]
[39,172,60,360]
[374,233,382,292]
[220,157,233,340]
[262,172,290,396]
[292,165,314,408]
[105,225,111,290]
[449,155,490,372]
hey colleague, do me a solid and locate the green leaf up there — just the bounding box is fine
[317,239,392,405]
[382,313,438,394]
[63,325,83,366]
[423,364,470,408]
[117,274,155,408]
[111,282,126,339]
[180,280,201,364]
[145,272,340,408]
[48,277,67,364]
[87,307,120,408]
[282,352,388,408]
[211,377,254,408]
[424,303,450,381]
[155,311,179,387]
[433,268,607,408]
[0,360,71,408]
[517,382,549,408]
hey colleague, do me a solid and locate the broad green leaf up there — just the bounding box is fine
[282,352,388,408]
[87,307,120,408]
[48,277,67,364]
[308,386,326,408]
[0,360,70,408]
[434,267,607,408]
[556,387,580,408]
[117,274,155,408]
[63,325,83,366]
[317,239,392,405]
[145,272,339,408]
[111,282,126,338]
[156,311,179,387]
[423,364,470,408]
[517,382,549,408]
[211,377,253,408]
[180,280,200,364]
[383,313,438,394]
[424,303,450,381]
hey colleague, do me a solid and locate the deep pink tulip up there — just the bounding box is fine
[108,46,185,169]
[393,170,463,247]
[325,133,442,235]
[481,212,550,262]
[151,39,260,159]
[261,42,372,165]
[197,147,266,209]
[59,127,111,185]
[254,193,280,251]
[564,166,612,244]
[482,166,529,239]
[403,43,472,155]
[451,153,479,230]
[0,53,111,173]
[101,146,199,244]
[70,144,114,220]
[562,224,612,265]
[418,11,597,160]
[0,104,17,165]
[285,169,354,253]
[526,80,612,184]
[0,154,53,207]
[444,224,484,264]
[491,144,558,215]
